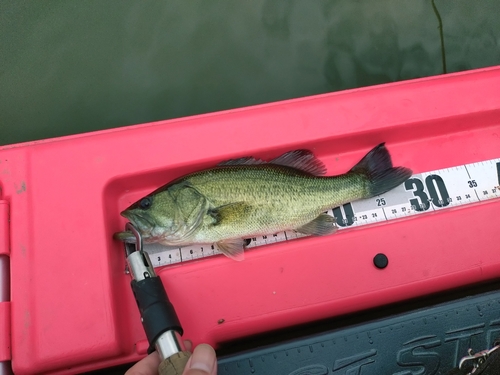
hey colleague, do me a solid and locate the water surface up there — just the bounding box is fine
[1,0,499,145]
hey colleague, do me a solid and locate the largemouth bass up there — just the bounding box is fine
[115,143,411,260]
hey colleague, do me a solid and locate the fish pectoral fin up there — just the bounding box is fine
[217,239,246,261]
[209,202,252,225]
[297,214,338,236]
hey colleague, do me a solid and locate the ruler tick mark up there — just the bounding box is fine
[382,208,388,221]
[464,165,472,179]
[496,162,500,186]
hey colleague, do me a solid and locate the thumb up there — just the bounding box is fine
[182,344,217,375]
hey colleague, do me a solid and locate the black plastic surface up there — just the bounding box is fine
[373,253,389,269]
[218,290,500,374]
[131,277,183,353]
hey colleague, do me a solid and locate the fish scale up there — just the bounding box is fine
[177,166,369,246]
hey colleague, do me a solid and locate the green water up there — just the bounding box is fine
[1,0,499,146]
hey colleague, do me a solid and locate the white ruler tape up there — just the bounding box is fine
[144,157,500,267]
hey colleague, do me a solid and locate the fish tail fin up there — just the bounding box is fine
[350,143,412,197]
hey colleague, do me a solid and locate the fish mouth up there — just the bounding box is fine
[121,210,154,228]
[113,231,136,242]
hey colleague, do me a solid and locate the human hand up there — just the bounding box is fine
[125,342,217,375]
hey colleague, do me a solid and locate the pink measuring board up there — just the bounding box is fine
[1,66,500,374]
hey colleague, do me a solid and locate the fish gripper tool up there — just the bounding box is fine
[123,222,191,375]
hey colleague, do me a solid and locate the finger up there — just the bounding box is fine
[125,351,161,375]
[182,344,217,375]
[184,340,193,352]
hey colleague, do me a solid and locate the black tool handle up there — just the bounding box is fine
[131,277,183,353]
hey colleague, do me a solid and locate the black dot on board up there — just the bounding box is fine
[373,253,389,269]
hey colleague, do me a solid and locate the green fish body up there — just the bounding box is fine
[115,143,412,260]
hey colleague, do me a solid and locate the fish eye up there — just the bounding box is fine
[139,197,152,210]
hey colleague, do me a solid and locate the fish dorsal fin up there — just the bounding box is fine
[217,157,266,166]
[270,150,327,176]
[218,150,326,176]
